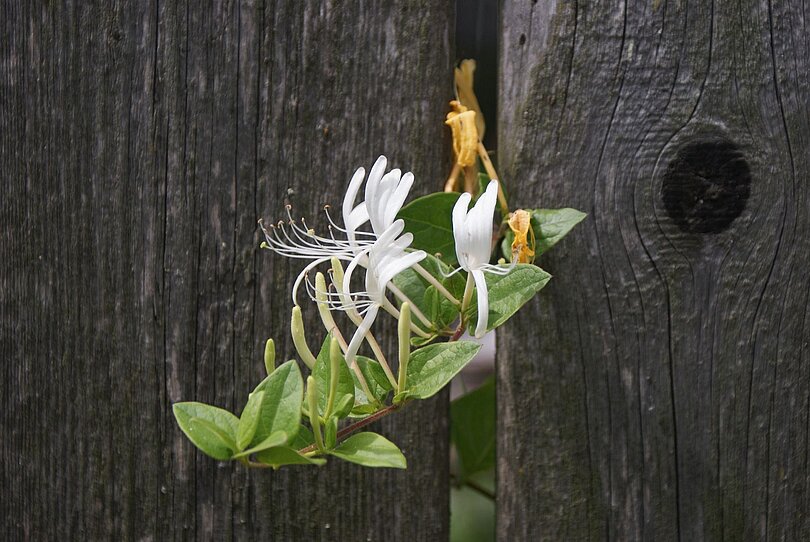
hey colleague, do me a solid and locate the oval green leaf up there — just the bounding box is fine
[406,341,481,399]
[173,402,240,460]
[251,360,304,444]
[329,432,407,469]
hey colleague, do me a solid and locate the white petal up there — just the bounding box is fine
[343,166,366,226]
[343,246,372,298]
[376,219,406,246]
[369,169,401,233]
[466,181,499,267]
[344,305,380,366]
[452,192,472,269]
[383,172,413,228]
[364,156,388,210]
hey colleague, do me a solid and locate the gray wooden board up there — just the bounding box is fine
[498,0,810,540]
[1,1,453,539]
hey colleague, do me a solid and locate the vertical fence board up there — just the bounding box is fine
[498,0,810,540]
[1,1,453,539]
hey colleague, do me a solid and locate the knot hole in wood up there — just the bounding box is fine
[661,139,751,234]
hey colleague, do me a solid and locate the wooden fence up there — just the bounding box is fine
[3,1,808,540]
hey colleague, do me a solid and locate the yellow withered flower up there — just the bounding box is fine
[445,100,479,168]
[508,209,536,264]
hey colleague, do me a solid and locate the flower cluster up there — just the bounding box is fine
[174,153,576,470]
[261,156,502,365]
[173,53,584,472]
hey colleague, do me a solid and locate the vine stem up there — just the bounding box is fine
[296,322,467,456]
[449,323,466,342]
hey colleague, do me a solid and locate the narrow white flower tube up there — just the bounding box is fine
[452,180,512,338]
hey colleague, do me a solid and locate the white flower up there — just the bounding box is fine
[340,219,426,364]
[342,155,414,241]
[452,180,512,338]
[259,155,416,303]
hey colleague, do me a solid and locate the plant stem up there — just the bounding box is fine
[477,142,509,216]
[293,326,468,457]
[449,323,466,342]
[297,404,401,455]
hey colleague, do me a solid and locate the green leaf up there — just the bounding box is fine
[350,403,379,417]
[465,264,551,332]
[313,337,355,418]
[186,418,237,460]
[173,402,240,460]
[502,208,585,260]
[411,334,439,347]
[329,432,407,469]
[358,356,393,392]
[532,208,586,254]
[232,430,288,459]
[406,341,481,399]
[451,378,495,476]
[252,360,304,444]
[391,252,463,333]
[289,425,315,449]
[236,390,265,450]
[333,394,355,417]
[398,192,461,265]
[350,356,390,410]
[254,446,327,468]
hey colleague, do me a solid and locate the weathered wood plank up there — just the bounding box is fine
[498,0,810,540]
[1,1,453,539]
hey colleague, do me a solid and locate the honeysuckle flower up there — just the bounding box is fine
[452,179,513,338]
[259,155,417,304]
[339,220,426,366]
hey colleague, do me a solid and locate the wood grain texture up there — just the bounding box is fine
[498,0,810,540]
[1,1,453,539]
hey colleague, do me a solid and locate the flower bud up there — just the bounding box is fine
[306,376,325,451]
[315,272,340,336]
[291,306,317,369]
[263,338,275,376]
[397,302,412,392]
